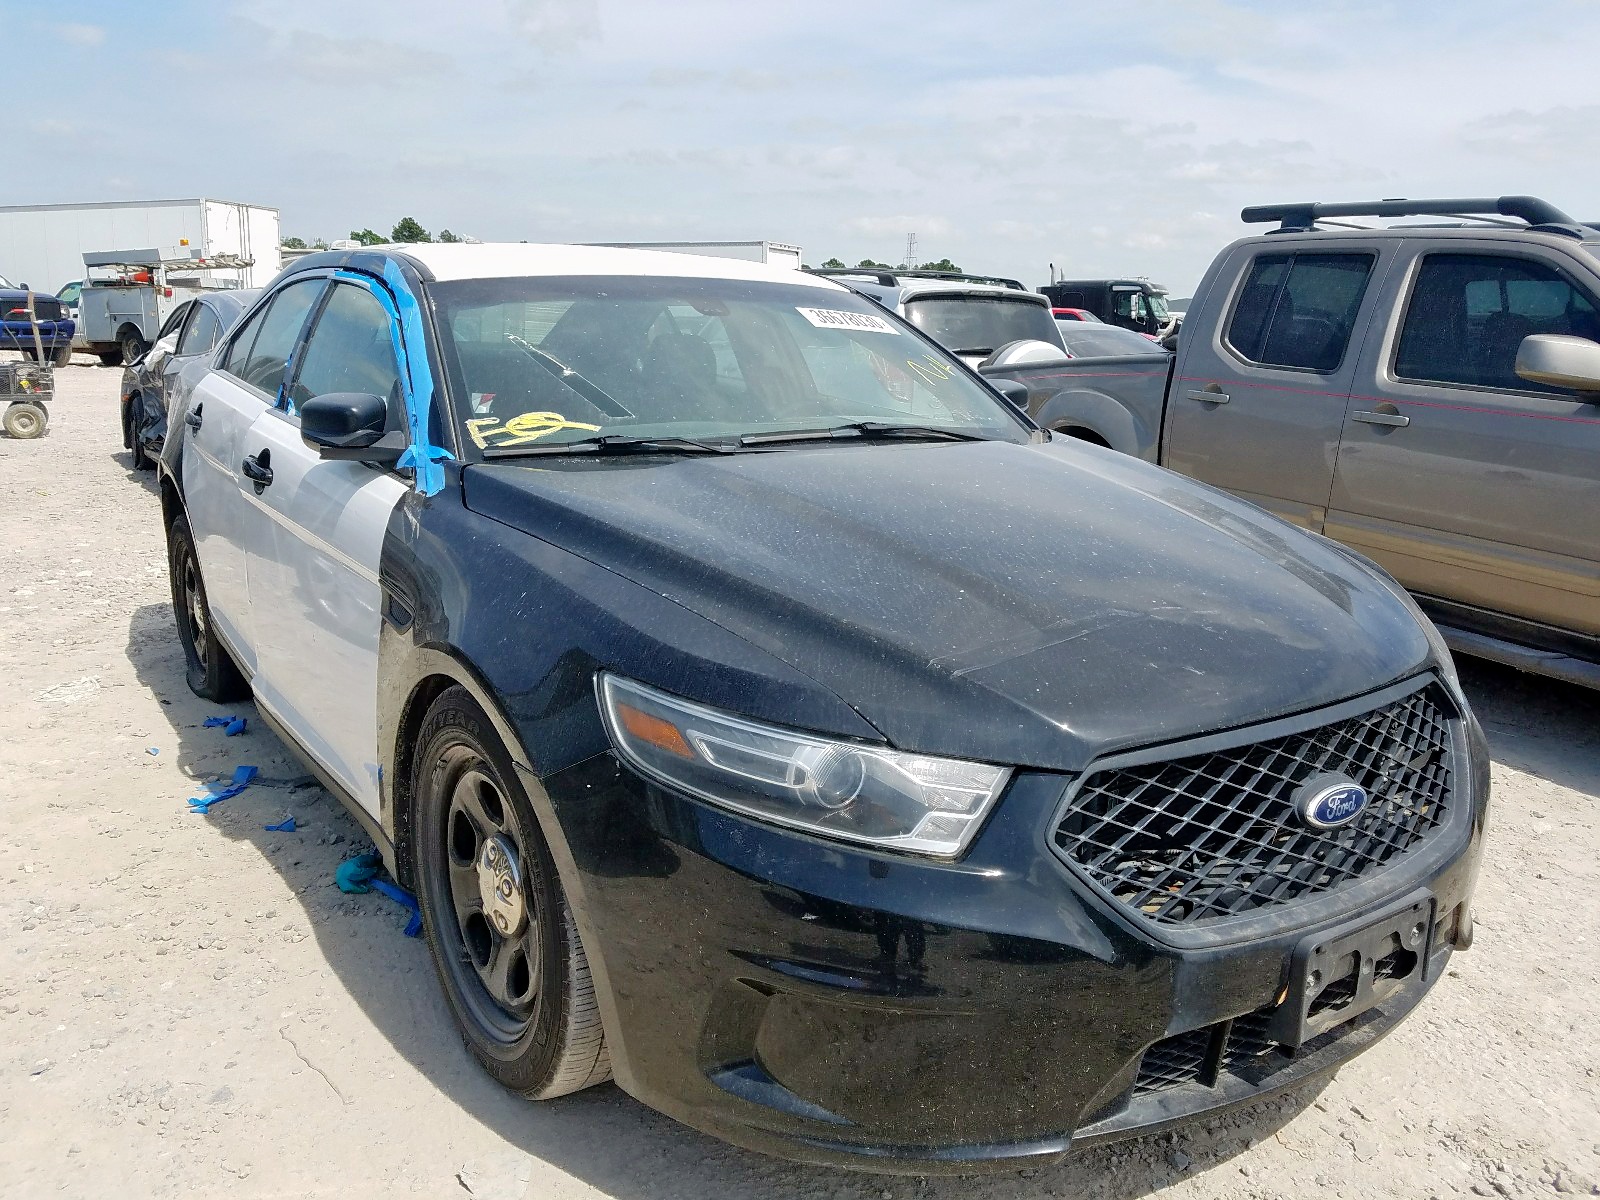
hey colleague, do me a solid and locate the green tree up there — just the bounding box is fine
[391,216,431,243]
[312,238,330,250]
[437,228,464,243]
[856,258,893,269]
[280,235,308,250]
[918,257,962,273]
[820,257,847,269]
[349,228,386,246]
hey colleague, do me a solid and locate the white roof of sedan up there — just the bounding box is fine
[391,242,849,287]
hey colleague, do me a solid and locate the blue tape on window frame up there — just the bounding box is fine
[332,265,454,497]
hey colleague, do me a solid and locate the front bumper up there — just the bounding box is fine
[538,686,1488,1174]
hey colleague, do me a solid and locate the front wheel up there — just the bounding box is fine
[167,513,248,701]
[52,343,73,367]
[412,687,611,1098]
[128,396,152,469]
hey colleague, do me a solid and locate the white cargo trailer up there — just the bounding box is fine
[587,240,803,270]
[0,198,281,294]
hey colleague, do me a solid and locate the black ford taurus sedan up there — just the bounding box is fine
[158,242,1488,1174]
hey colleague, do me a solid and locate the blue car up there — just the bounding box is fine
[0,272,74,364]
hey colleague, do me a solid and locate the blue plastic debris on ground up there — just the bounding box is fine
[187,765,259,815]
[203,714,247,736]
[336,850,422,937]
[146,747,159,756]
[264,817,297,832]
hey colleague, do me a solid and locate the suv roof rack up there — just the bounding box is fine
[1241,195,1594,239]
[805,267,1027,291]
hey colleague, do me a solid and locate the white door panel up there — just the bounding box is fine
[241,408,405,817]
[180,370,268,671]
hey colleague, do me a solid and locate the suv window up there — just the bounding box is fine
[1395,253,1600,393]
[902,296,1060,356]
[177,303,220,356]
[1227,252,1375,372]
[288,283,401,409]
[221,278,323,397]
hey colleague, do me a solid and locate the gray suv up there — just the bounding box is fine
[1000,197,1600,690]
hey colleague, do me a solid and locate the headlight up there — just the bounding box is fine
[598,674,1010,857]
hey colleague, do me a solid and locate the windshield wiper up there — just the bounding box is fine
[739,421,993,446]
[481,434,738,459]
[950,347,994,356]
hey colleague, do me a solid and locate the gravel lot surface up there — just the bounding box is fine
[2,357,1598,1200]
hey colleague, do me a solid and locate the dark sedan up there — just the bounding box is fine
[162,244,1487,1174]
[121,288,258,469]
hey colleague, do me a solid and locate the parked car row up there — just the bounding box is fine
[145,238,1486,1173]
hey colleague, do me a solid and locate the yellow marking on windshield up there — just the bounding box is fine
[466,412,603,450]
[905,354,956,387]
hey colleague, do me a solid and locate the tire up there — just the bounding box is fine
[167,513,249,702]
[120,331,148,366]
[128,396,152,470]
[97,351,123,367]
[412,686,611,1099]
[52,343,73,367]
[3,402,47,439]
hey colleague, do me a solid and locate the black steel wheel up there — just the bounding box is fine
[413,686,611,1098]
[52,342,73,367]
[167,513,248,702]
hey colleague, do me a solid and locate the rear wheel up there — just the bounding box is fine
[412,687,611,1098]
[3,402,47,439]
[120,331,147,365]
[167,513,248,701]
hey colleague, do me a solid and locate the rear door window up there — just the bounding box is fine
[221,278,324,397]
[159,303,192,342]
[1394,253,1600,393]
[1226,252,1375,372]
[177,304,220,356]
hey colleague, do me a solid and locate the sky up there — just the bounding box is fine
[6,0,1600,295]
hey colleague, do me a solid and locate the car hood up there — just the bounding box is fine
[463,440,1434,771]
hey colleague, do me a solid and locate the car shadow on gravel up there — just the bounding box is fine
[126,597,1336,1199]
[1457,658,1600,796]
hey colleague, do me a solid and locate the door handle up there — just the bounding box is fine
[185,403,203,431]
[1186,388,1229,404]
[242,450,274,488]
[1350,410,1410,428]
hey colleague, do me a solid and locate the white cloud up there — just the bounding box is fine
[57,23,105,46]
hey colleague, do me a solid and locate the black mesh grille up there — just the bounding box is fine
[1051,685,1454,927]
[2,297,62,321]
[1133,1028,1213,1096]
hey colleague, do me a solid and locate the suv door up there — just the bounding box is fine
[1165,243,1389,530]
[1327,243,1600,639]
[181,278,326,670]
[239,278,410,816]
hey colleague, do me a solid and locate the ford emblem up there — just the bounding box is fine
[1294,773,1370,830]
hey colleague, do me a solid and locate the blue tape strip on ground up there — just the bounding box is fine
[264,817,297,832]
[187,765,259,815]
[335,850,383,893]
[370,878,424,938]
[203,715,247,736]
[333,266,453,497]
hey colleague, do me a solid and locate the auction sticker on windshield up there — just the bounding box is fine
[797,307,901,335]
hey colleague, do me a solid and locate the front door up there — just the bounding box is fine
[1327,245,1600,638]
[241,277,410,816]
[1165,243,1390,530]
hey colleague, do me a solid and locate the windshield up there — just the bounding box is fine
[0,272,13,289]
[901,295,1061,356]
[1147,292,1170,321]
[430,276,1032,454]
[1060,324,1166,358]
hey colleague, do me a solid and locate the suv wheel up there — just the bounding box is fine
[167,514,248,701]
[412,686,611,1098]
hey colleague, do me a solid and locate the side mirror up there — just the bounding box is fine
[300,392,405,462]
[989,378,1031,408]
[1515,334,1600,394]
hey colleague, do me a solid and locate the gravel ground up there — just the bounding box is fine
[2,357,1598,1200]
